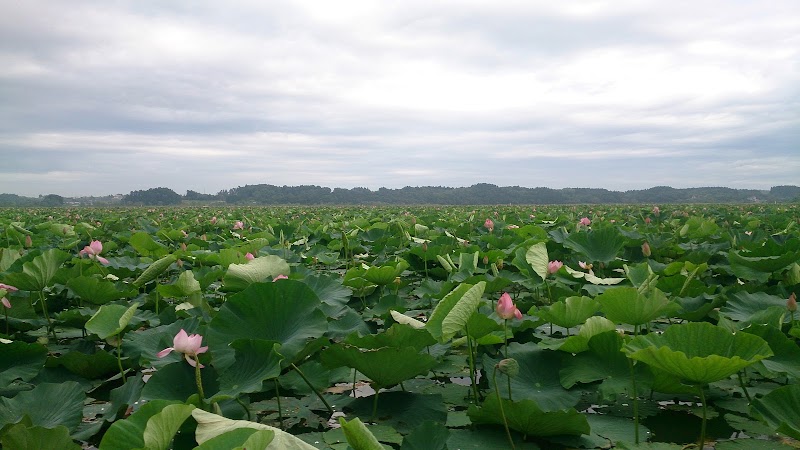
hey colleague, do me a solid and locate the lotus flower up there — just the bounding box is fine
[233,221,244,230]
[0,283,17,309]
[245,252,255,260]
[496,292,522,320]
[548,260,563,274]
[210,216,217,225]
[578,261,593,271]
[579,217,591,226]
[484,218,494,233]
[157,329,208,368]
[642,242,651,257]
[273,274,288,281]
[652,206,660,216]
[79,240,110,264]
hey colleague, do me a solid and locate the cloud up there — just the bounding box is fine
[0,0,798,196]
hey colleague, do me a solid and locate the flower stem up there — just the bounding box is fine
[371,388,380,420]
[194,357,205,402]
[116,339,127,383]
[627,357,639,444]
[493,365,516,450]
[737,371,752,403]
[38,291,56,341]
[291,363,334,415]
[275,379,283,429]
[698,386,708,448]
[503,319,512,401]
[465,323,480,403]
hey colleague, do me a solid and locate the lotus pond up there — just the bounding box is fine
[1,204,799,450]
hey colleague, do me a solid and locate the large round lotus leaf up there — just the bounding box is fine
[743,324,800,379]
[99,400,195,450]
[563,226,627,264]
[207,281,327,367]
[0,382,85,431]
[623,322,773,385]
[0,424,80,450]
[468,396,590,437]
[192,409,318,450]
[539,296,600,329]
[750,384,800,439]
[0,340,47,385]
[320,344,437,389]
[597,286,680,326]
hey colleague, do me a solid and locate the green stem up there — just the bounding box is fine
[737,371,752,403]
[698,386,708,449]
[236,397,252,421]
[4,307,8,335]
[275,379,283,429]
[627,357,639,444]
[465,323,480,403]
[291,363,334,415]
[503,319,512,401]
[194,357,205,403]
[371,388,380,420]
[493,365,516,450]
[39,291,56,341]
[116,339,127,383]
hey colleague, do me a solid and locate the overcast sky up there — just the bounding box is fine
[1,1,798,197]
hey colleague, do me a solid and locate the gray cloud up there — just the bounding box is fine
[1,0,798,197]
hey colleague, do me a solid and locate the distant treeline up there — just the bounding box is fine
[3,184,799,206]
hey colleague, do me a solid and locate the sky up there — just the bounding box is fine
[1,0,798,197]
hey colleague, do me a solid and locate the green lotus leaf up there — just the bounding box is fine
[223,255,290,291]
[195,428,275,450]
[426,281,486,343]
[750,384,800,440]
[0,340,47,385]
[66,276,135,305]
[338,416,384,450]
[192,409,318,450]
[0,382,85,431]
[524,241,550,281]
[157,269,201,298]
[400,421,449,450]
[542,316,617,353]
[129,231,169,257]
[623,322,773,385]
[56,348,119,379]
[213,339,284,400]
[468,396,590,437]
[321,344,436,389]
[104,374,145,421]
[0,423,80,450]
[728,246,800,283]
[207,281,327,367]
[742,324,800,379]
[720,291,789,327]
[2,248,69,291]
[342,392,448,434]
[345,323,435,351]
[597,286,680,326]
[132,254,177,288]
[539,296,600,329]
[364,261,406,286]
[141,362,219,402]
[563,226,627,264]
[485,343,581,411]
[99,400,194,450]
[85,303,139,339]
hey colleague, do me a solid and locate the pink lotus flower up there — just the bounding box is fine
[245,252,255,261]
[273,274,288,281]
[233,221,244,230]
[578,261,593,271]
[79,241,110,265]
[0,283,17,309]
[652,206,660,216]
[548,260,563,274]
[579,217,591,226]
[645,217,651,224]
[484,218,494,232]
[496,292,522,320]
[157,329,209,368]
[210,216,217,225]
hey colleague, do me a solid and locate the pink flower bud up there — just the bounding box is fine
[548,260,563,274]
[496,292,522,320]
[788,293,797,312]
[642,241,651,257]
[579,217,591,226]
[484,218,494,232]
[24,235,32,248]
[245,252,255,260]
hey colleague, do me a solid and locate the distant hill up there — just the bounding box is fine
[2,184,798,206]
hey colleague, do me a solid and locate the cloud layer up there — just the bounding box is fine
[1,0,798,196]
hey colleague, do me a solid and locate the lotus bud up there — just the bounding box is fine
[483,255,489,265]
[653,206,660,216]
[176,259,183,268]
[642,242,651,257]
[788,292,797,312]
[548,260,563,275]
[180,242,187,251]
[496,258,504,270]
[24,235,32,248]
[496,358,520,378]
[484,218,494,233]
[245,252,255,261]
[645,217,651,224]
[422,242,428,252]
[579,217,591,226]
[393,276,401,285]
